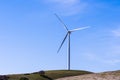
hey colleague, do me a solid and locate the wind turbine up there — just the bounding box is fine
[55,14,90,70]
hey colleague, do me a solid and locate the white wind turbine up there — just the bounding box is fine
[55,14,90,70]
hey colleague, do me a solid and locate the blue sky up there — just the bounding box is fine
[0,0,120,74]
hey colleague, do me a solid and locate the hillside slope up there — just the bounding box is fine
[7,70,92,80]
[56,70,120,80]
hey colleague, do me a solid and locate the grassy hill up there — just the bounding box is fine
[56,70,120,80]
[7,70,93,80]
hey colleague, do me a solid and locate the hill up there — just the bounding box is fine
[7,70,93,80]
[56,70,120,80]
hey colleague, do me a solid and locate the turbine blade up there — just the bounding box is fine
[54,13,69,31]
[57,33,68,53]
[70,26,90,32]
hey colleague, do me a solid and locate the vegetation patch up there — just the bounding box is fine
[8,70,93,80]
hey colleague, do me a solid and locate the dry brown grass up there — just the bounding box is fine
[56,70,120,80]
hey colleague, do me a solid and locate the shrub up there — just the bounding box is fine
[39,70,45,75]
[19,77,29,80]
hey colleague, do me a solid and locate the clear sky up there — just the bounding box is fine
[0,0,120,75]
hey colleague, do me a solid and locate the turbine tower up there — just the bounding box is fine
[55,14,90,70]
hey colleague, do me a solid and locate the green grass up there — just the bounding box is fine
[8,70,93,80]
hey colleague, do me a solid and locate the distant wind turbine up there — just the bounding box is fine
[55,14,90,70]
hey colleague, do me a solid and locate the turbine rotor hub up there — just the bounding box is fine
[68,31,71,34]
